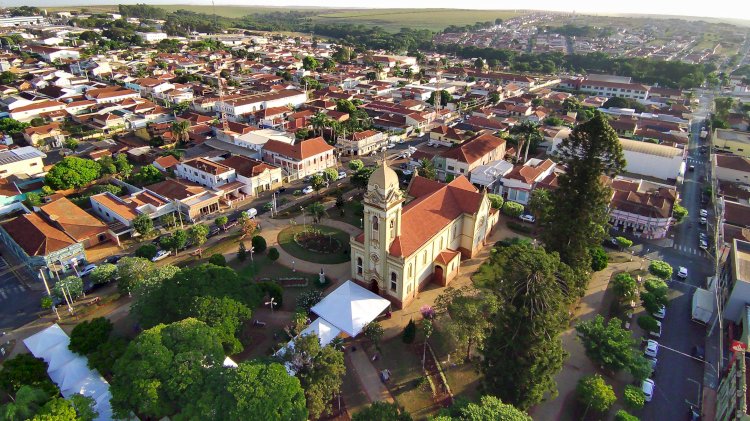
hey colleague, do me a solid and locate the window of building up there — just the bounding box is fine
[408,263,413,277]
[440,238,444,250]
[357,257,363,275]
[372,215,379,231]
[453,224,458,238]
[407,283,412,294]
[447,165,455,171]
[390,272,397,292]
[423,251,427,264]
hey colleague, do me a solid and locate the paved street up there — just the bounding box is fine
[0,256,44,332]
[639,95,713,421]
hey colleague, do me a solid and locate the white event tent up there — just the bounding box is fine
[23,324,114,421]
[310,280,390,337]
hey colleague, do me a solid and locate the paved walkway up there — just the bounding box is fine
[347,341,394,403]
[530,257,647,420]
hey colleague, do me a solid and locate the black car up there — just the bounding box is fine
[104,255,123,264]
[277,186,286,193]
[688,405,700,421]
[208,226,221,238]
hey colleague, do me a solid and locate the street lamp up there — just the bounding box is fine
[292,260,296,272]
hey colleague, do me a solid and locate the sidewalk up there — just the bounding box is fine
[347,342,394,404]
[530,257,646,420]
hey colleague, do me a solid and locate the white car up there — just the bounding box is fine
[302,186,314,195]
[386,143,396,149]
[700,217,707,225]
[79,264,97,277]
[644,339,659,358]
[402,169,413,176]
[337,171,347,180]
[699,209,708,217]
[653,305,666,320]
[649,320,662,338]
[519,214,536,223]
[151,250,170,262]
[642,379,655,402]
[677,266,688,279]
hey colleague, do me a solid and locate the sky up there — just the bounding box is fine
[19,0,750,22]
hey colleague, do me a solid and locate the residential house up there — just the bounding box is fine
[22,123,65,149]
[175,158,236,189]
[261,136,336,181]
[145,179,222,222]
[499,158,557,205]
[434,133,506,182]
[220,155,283,196]
[715,154,750,185]
[0,147,46,178]
[37,197,110,248]
[335,130,388,156]
[215,89,307,121]
[9,100,66,122]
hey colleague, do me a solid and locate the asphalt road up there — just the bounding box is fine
[638,100,713,421]
[0,256,44,332]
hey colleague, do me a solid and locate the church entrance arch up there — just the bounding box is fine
[369,279,379,295]
[433,265,444,285]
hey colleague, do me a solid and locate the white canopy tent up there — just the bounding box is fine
[23,324,114,421]
[310,280,390,337]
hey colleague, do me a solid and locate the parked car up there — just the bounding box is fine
[688,165,695,171]
[645,339,659,358]
[677,266,689,279]
[653,305,666,320]
[700,217,707,225]
[688,405,700,421]
[338,171,347,180]
[79,264,97,277]
[302,186,314,194]
[642,379,655,402]
[519,214,536,223]
[647,357,658,374]
[699,209,708,217]
[103,255,123,264]
[386,143,396,149]
[402,169,413,176]
[699,239,708,250]
[245,208,258,219]
[277,186,286,193]
[151,250,170,262]
[649,320,662,338]
[208,226,221,238]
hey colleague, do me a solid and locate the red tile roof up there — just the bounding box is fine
[440,133,505,164]
[389,175,483,257]
[38,197,107,241]
[220,155,277,178]
[263,136,334,161]
[1,212,77,256]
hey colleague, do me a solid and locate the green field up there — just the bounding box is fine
[47,5,521,32]
[311,9,521,32]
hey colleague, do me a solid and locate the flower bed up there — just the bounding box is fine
[293,229,342,254]
[278,277,309,288]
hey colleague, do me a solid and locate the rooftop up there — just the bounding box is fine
[0,146,46,165]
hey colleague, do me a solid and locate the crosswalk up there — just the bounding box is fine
[0,283,26,301]
[673,244,707,257]
[685,158,703,165]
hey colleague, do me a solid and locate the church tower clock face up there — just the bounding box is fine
[370,252,380,263]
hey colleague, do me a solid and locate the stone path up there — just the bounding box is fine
[347,341,394,403]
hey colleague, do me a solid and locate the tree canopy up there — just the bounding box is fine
[542,112,625,270]
[45,157,102,190]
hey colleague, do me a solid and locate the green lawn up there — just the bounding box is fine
[327,199,364,229]
[368,338,438,418]
[277,224,351,264]
[312,9,521,32]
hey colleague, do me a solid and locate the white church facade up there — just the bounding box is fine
[350,165,499,309]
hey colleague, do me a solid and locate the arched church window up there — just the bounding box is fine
[357,257,363,275]
[372,215,379,231]
[390,272,397,292]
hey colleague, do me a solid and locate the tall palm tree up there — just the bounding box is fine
[171,120,190,146]
[510,121,542,163]
[306,202,327,223]
[310,112,330,137]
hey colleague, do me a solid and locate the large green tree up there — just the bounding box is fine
[190,296,252,354]
[576,374,616,413]
[0,355,58,397]
[0,385,52,421]
[575,315,639,373]
[45,157,102,190]
[475,243,575,409]
[542,112,625,269]
[110,318,225,419]
[282,333,346,419]
[434,287,498,360]
[116,257,155,295]
[449,395,531,421]
[69,317,113,356]
[353,401,412,421]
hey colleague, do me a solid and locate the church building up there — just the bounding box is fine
[350,165,499,309]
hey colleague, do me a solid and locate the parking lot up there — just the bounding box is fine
[0,255,45,331]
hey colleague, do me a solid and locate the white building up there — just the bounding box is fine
[136,32,168,43]
[469,160,514,193]
[499,158,557,205]
[0,146,46,178]
[216,90,307,121]
[619,139,684,181]
[217,128,295,155]
[175,158,236,189]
